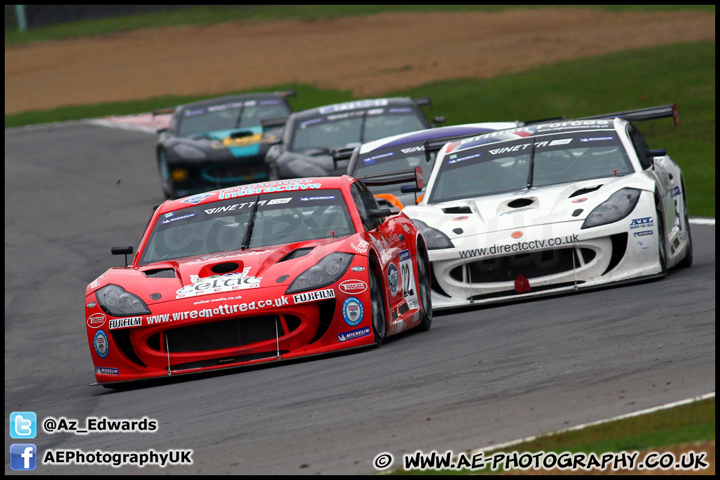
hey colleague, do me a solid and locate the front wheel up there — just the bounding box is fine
[157,150,176,199]
[414,244,432,332]
[676,177,693,268]
[656,207,668,275]
[368,269,387,347]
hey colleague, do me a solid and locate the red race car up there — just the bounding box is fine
[85,175,432,387]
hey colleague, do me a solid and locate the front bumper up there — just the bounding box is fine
[428,207,663,309]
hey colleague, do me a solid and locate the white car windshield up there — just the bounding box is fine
[140,190,354,265]
[428,130,633,204]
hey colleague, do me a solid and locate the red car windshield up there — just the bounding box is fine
[139,190,354,265]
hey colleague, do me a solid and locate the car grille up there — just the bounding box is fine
[164,315,289,353]
[449,247,596,284]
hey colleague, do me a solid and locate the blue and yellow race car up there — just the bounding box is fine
[153,91,295,199]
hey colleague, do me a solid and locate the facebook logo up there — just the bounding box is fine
[10,411,37,439]
[10,444,37,471]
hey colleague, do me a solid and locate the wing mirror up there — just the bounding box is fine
[111,246,134,267]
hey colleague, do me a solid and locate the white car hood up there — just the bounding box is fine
[405,174,655,238]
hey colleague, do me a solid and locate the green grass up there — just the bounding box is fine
[6,41,714,217]
[5,5,715,46]
[395,397,714,474]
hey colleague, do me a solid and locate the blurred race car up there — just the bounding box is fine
[153,91,295,199]
[85,176,432,387]
[264,97,442,180]
[337,122,530,210]
[402,104,692,310]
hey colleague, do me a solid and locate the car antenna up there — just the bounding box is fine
[241,195,261,250]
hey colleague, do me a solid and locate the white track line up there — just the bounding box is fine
[471,391,716,455]
[690,218,715,225]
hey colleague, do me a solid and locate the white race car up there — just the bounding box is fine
[402,104,693,310]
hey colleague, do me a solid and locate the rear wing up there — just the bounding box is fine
[573,103,678,125]
[358,166,424,193]
[331,146,357,171]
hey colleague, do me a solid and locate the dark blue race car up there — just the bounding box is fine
[154,91,295,199]
[264,97,442,180]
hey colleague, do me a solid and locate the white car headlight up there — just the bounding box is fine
[581,188,641,229]
[412,219,455,250]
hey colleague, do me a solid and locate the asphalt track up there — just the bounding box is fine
[4,121,715,475]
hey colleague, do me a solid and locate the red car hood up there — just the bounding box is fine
[87,235,363,306]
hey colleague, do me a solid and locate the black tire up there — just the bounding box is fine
[414,243,432,332]
[157,149,176,199]
[368,268,387,347]
[676,177,693,268]
[656,207,668,275]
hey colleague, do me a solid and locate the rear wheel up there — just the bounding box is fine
[368,268,387,347]
[676,177,693,268]
[414,244,432,332]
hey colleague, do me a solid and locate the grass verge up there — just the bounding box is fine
[393,396,715,474]
[6,42,714,217]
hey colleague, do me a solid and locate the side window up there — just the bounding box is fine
[628,124,652,170]
[351,181,381,231]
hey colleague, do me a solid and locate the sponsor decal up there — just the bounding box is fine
[342,297,364,326]
[536,120,611,129]
[210,132,278,149]
[459,234,580,258]
[95,367,119,375]
[511,231,523,239]
[319,99,389,114]
[204,200,267,215]
[671,186,681,197]
[86,302,97,309]
[181,193,214,204]
[337,326,371,342]
[176,268,262,299]
[160,212,196,224]
[398,251,419,309]
[401,145,425,154]
[293,288,335,304]
[500,207,533,217]
[571,197,588,203]
[633,230,653,237]
[109,316,143,330]
[267,197,292,205]
[387,263,399,296]
[339,280,368,294]
[300,195,336,201]
[94,330,109,359]
[218,181,321,200]
[164,212,174,218]
[156,297,290,324]
[351,266,366,272]
[453,216,469,222]
[448,152,481,164]
[390,317,405,335]
[579,136,614,142]
[630,217,654,230]
[90,275,103,290]
[350,240,369,253]
[548,138,572,146]
[87,313,106,329]
[362,152,394,165]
